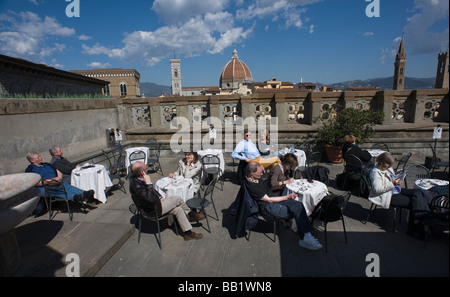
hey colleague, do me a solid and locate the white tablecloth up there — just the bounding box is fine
[71,164,113,204]
[198,149,225,176]
[279,148,306,170]
[284,179,328,216]
[414,179,449,203]
[155,176,195,203]
[125,147,150,174]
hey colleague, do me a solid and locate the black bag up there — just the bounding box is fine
[301,166,330,185]
[336,171,370,198]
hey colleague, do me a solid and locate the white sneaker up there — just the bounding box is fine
[299,234,323,250]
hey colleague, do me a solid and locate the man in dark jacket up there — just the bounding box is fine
[129,161,204,241]
[49,146,79,183]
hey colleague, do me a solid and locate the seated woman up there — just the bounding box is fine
[368,152,431,240]
[257,129,278,158]
[342,134,373,173]
[270,153,298,196]
[169,151,202,196]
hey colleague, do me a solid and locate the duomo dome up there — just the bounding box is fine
[219,48,253,91]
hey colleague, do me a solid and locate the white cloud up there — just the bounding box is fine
[151,0,227,25]
[364,32,374,36]
[78,34,92,41]
[87,61,111,69]
[0,11,75,60]
[403,0,449,55]
[83,13,253,66]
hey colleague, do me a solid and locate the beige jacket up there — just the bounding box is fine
[368,167,395,209]
[175,159,202,194]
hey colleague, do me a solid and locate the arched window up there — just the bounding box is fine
[120,83,127,96]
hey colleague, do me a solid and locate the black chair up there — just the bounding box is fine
[342,154,365,195]
[102,149,126,194]
[429,144,449,173]
[128,150,147,177]
[186,176,218,233]
[423,194,449,249]
[311,191,351,253]
[394,152,412,174]
[146,139,164,175]
[110,144,126,176]
[201,154,223,191]
[404,164,431,190]
[129,203,178,250]
[371,143,390,152]
[42,179,72,221]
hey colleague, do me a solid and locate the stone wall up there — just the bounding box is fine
[0,99,119,175]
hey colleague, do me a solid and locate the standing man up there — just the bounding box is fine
[49,145,79,183]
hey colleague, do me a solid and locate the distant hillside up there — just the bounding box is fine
[324,77,435,91]
[140,77,436,96]
[140,82,171,97]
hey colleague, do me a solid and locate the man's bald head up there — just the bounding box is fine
[131,161,147,177]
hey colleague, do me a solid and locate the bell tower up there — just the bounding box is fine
[435,52,449,89]
[393,35,406,90]
[170,58,182,95]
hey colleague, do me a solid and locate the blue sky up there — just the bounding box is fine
[0,0,448,87]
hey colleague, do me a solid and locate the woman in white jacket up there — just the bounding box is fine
[368,152,430,239]
[169,151,202,196]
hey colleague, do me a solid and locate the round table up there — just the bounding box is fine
[71,164,113,204]
[414,179,449,203]
[284,179,328,216]
[155,176,195,203]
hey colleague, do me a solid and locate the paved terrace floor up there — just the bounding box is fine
[13,153,449,277]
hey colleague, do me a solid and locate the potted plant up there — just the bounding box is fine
[314,107,384,163]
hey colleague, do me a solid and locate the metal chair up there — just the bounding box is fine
[371,143,390,152]
[186,177,218,233]
[128,150,147,177]
[42,179,72,221]
[429,144,449,173]
[146,139,164,175]
[306,151,321,180]
[102,149,126,194]
[129,203,178,250]
[394,152,412,174]
[404,164,431,190]
[311,191,351,253]
[342,154,364,194]
[423,194,449,249]
[201,154,223,191]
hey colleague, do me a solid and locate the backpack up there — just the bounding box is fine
[336,171,371,198]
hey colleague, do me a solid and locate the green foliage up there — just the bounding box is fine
[315,107,384,146]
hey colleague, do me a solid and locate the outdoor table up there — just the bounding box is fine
[71,164,113,204]
[155,176,195,203]
[368,149,386,163]
[283,179,328,216]
[414,179,449,203]
[125,146,149,174]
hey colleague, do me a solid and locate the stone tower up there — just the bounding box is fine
[435,52,449,89]
[170,58,182,95]
[393,35,406,90]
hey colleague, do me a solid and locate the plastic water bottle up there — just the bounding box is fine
[290,145,294,152]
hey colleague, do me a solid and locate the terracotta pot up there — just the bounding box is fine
[324,144,343,164]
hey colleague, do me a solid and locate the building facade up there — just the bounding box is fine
[393,36,407,91]
[71,68,141,98]
[435,52,449,89]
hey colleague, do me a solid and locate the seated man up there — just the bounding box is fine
[49,145,79,183]
[342,135,373,173]
[129,161,204,241]
[25,152,94,216]
[245,162,323,250]
[232,129,281,171]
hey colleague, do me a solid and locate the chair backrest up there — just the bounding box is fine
[147,139,161,159]
[430,194,449,210]
[202,154,221,174]
[296,142,312,156]
[318,191,351,223]
[306,151,321,167]
[129,150,146,165]
[372,143,390,152]
[203,176,217,201]
[394,152,412,173]
[344,154,363,174]
[404,164,431,189]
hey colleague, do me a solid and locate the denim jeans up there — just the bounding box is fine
[264,199,312,238]
[38,181,84,201]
